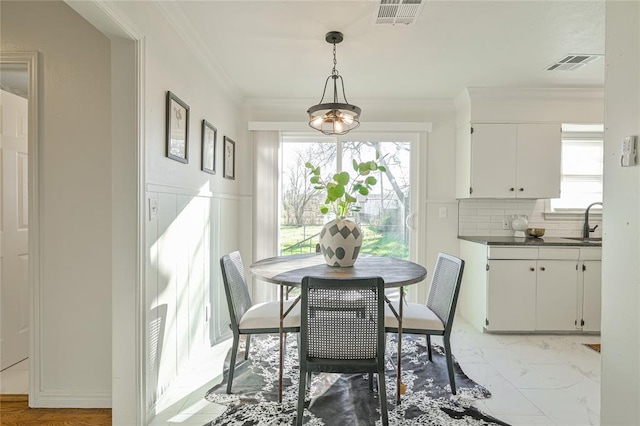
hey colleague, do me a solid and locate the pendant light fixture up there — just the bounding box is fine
[307,31,361,135]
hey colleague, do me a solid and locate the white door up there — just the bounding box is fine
[0,89,29,370]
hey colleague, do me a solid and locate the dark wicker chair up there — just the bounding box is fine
[220,251,301,394]
[385,252,465,394]
[296,276,388,426]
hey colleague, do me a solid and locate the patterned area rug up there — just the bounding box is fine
[204,334,509,425]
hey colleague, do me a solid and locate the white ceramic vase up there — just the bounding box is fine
[511,214,529,237]
[319,217,363,267]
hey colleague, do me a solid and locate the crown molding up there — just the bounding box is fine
[249,121,432,132]
[65,0,142,40]
[152,1,243,105]
[464,87,605,102]
[243,97,455,111]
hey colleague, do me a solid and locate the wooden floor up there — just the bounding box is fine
[0,394,112,425]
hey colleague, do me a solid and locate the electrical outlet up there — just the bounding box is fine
[502,218,510,230]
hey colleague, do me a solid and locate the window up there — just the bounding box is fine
[549,124,604,211]
[279,134,414,260]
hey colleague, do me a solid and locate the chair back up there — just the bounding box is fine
[301,276,385,362]
[220,251,253,332]
[426,253,465,332]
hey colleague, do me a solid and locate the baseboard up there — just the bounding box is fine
[30,391,111,408]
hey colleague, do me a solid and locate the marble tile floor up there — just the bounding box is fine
[149,316,601,426]
[0,357,29,394]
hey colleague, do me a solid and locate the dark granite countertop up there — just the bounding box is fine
[459,236,602,247]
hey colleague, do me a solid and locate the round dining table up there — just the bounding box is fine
[250,253,427,403]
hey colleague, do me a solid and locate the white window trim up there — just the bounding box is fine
[545,127,604,218]
[543,203,603,221]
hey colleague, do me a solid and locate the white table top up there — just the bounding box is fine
[250,253,427,288]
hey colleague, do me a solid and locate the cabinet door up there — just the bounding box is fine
[582,260,601,332]
[470,124,517,198]
[487,260,536,331]
[516,124,561,199]
[535,260,579,331]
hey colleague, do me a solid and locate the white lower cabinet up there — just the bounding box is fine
[535,260,579,331]
[459,241,601,333]
[580,259,602,332]
[486,260,536,331]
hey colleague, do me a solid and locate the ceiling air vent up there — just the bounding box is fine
[546,54,603,71]
[373,0,425,26]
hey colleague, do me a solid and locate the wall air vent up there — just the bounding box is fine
[373,0,425,26]
[546,54,603,71]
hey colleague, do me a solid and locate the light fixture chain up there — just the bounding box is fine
[332,42,338,76]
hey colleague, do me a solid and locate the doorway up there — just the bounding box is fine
[0,52,38,396]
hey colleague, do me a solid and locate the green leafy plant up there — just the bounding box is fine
[305,153,387,218]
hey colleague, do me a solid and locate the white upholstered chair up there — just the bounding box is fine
[385,252,465,394]
[220,251,301,394]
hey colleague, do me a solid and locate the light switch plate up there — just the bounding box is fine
[149,198,158,221]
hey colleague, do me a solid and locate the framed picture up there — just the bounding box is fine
[201,120,217,174]
[166,91,189,163]
[223,136,236,180]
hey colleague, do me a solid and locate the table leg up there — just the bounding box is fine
[279,285,284,403]
[397,286,403,404]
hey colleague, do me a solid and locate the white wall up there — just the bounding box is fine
[456,87,605,126]
[1,0,112,407]
[601,2,640,424]
[102,1,251,417]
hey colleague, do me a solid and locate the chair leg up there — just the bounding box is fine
[443,336,456,395]
[377,367,389,426]
[227,334,240,394]
[244,334,251,360]
[296,367,307,426]
[426,335,432,361]
[306,371,312,390]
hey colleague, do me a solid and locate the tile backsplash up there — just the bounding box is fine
[458,199,602,238]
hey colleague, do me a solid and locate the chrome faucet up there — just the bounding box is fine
[582,202,603,239]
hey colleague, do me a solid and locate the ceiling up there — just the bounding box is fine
[172,0,605,103]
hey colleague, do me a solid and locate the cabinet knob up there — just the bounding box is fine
[519,188,524,192]
[540,266,546,271]
[510,187,515,192]
[529,267,535,272]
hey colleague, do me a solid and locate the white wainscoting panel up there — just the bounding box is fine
[145,189,246,413]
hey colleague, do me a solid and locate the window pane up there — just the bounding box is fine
[343,141,411,259]
[550,132,603,210]
[280,141,336,254]
[562,141,603,175]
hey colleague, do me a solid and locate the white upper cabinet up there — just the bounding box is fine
[515,124,562,199]
[457,123,561,199]
[469,124,517,198]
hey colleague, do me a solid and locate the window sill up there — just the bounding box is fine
[543,210,602,221]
